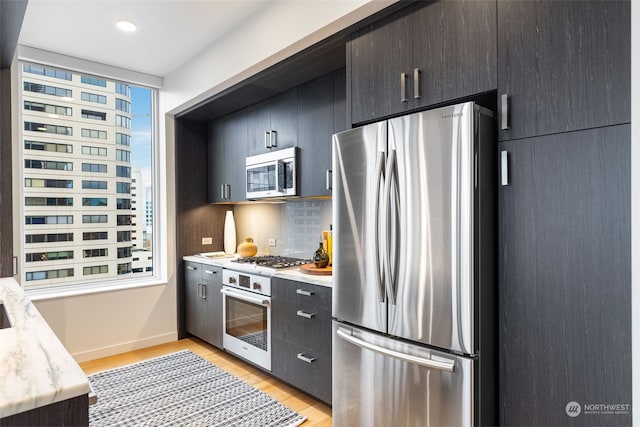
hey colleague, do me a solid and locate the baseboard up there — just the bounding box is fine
[72,332,178,363]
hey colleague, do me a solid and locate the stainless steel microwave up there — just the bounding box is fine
[246,147,298,199]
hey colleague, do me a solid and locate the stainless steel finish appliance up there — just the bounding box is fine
[221,269,271,371]
[332,102,496,426]
[231,255,311,270]
[246,147,298,199]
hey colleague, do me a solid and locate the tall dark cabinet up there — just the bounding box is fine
[497,1,631,425]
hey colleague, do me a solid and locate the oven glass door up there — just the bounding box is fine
[222,286,271,371]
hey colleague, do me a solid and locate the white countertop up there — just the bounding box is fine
[0,277,89,418]
[183,255,333,288]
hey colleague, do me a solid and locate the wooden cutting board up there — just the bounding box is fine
[300,263,332,276]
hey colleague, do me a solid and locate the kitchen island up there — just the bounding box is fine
[0,277,89,425]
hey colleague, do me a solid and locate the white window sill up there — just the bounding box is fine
[26,277,168,302]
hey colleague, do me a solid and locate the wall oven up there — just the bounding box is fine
[246,147,298,199]
[221,270,271,371]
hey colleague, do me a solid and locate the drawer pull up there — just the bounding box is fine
[297,353,317,364]
[296,310,315,319]
[186,265,197,271]
[204,269,216,275]
[296,289,314,296]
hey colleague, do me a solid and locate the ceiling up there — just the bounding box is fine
[18,0,272,77]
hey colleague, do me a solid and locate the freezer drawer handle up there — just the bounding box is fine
[296,310,315,319]
[296,289,314,296]
[336,328,455,372]
[296,353,316,364]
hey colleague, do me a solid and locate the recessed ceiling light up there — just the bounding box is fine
[116,20,137,32]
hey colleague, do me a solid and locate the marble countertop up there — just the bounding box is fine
[0,277,89,418]
[183,255,333,288]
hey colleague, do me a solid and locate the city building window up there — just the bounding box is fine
[25,140,73,153]
[19,60,156,291]
[24,81,72,98]
[82,163,107,173]
[81,109,107,121]
[25,178,73,189]
[81,91,107,104]
[24,101,72,116]
[83,265,108,275]
[26,215,73,225]
[26,268,74,281]
[25,159,73,171]
[25,233,74,244]
[83,248,108,258]
[82,180,107,190]
[24,122,72,135]
[81,76,107,87]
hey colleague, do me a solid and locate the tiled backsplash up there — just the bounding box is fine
[233,199,332,258]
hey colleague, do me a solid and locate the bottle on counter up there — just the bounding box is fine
[313,242,330,268]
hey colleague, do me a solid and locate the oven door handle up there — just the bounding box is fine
[220,288,270,306]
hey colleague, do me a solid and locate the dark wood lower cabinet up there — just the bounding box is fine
[0,394,88,426]
[498,125,631,426]
[271,278,332,404]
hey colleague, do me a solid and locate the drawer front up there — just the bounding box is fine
[272,337,332,404]
[185,261,202,283]
[202,265,222,284]
[272,278,331,309]
[272,301,331,350]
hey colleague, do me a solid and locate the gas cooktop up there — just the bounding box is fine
[231,255,311,269]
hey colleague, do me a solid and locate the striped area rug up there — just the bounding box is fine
[88,350,306,427]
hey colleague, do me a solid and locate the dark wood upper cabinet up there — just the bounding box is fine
[349,0,496,125]
[247,90,298,156]
[498,0,630,141]
[498,125,631,426]
[208,109,247,203]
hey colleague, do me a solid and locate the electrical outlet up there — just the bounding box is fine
[202,237,213,245]
[268,238,276,247]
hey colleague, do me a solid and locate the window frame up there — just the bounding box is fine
[16,55,164,299]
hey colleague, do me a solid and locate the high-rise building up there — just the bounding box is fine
[20,63,143,287]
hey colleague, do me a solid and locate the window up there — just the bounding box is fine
[81,109,107,121]
[81,76,107,87]
[26,215,73,225]
[25,140,73,153]
[24,81,72,98]
[26,268,74,281]
[19,60,156,291]
[82,180,107,190]
[25,178,73,189]
[81,128,107,139]
[82,215,108,224]
[24,122,72,135]
[116,149,130,162]
[82,163,107,173]
[81,92,107,104]
[25,159,73,171]
[24,101,72,116]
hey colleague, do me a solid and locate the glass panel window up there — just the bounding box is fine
[83,265,108,275]
[20,61,155,290]
[26,268,74,281]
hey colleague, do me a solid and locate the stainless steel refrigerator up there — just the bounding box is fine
[331,102,496,426]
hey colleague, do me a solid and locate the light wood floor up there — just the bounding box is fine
[79,338,332,426]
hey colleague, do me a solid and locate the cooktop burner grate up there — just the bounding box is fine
[231,255,311,269]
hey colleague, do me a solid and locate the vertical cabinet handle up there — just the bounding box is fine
[325,170,332,191]
[226,184,231,200]
[413,68,421,99]
[220,184,225,200]
[400,72,408,102]
[296,353,317,364]
[196,282,202,298]
[264,131,271,148]
[500,150,510,186]
[270,130,277,148]
[501,93,510,130]
[296,288,314,296]
[201,283,207,299]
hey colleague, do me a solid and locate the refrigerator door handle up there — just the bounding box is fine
[374,150,386,303]
[383,147,398,305]
[336,328,455,372]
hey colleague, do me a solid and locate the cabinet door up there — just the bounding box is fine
[333,68,347,134]
[412,0,496,108]
[184,262,202,337]
[298,73,334,197]
[208,119,229,203]
[268,89,298,151]
[224,110,247,202]
[498,0,630,141]
[498,125,631,426]
[201,277,223,348]
[246,100,271,156]
[349,6,413,124]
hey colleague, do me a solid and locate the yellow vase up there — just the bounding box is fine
[237,237,258,257]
